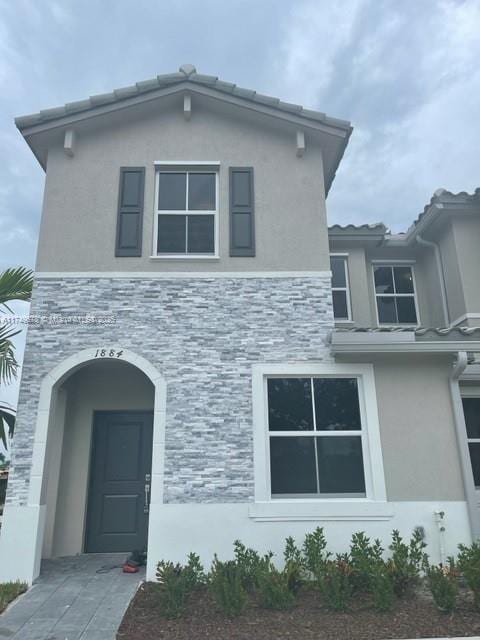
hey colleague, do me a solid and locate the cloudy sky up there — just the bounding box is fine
[0,0,479,410]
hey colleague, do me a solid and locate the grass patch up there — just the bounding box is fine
[0,581,28,613]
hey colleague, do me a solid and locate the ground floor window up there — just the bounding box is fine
[462,396,480,487]
[267,377,366,498]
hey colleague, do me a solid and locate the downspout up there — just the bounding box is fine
[449,351,480,540]
[416,234,450,326]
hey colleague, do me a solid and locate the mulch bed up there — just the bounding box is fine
[117,582,480,639]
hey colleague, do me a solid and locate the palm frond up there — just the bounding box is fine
[0,267,33,309]
[0,405,14,448]
[0,324,21,384]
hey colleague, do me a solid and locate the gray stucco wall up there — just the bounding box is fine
[332,247,372,327]
[451,217,480,324]
[329,244,446,328]
[36,98,330,273]
[7,274,333,508]
[436,221,466,324]
[50,362,154,557]
[338,353,465,500]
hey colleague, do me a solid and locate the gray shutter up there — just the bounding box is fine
[229,167,255,257]
[115,167,145,257]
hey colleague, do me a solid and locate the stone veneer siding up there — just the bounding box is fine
[7,275,334,506]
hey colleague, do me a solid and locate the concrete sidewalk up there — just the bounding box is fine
[0,554,143,640]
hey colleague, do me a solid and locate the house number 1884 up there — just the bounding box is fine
[94,349,124,358]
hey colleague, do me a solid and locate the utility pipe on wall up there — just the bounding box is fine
[416,234,450,326]
[434,510,446,565]
[449,351,480,540]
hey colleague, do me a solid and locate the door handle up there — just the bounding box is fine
[144,473,151,513]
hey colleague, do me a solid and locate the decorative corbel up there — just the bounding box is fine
[296,130,305,157]
[184,94,191,121]
[64,129,75,157]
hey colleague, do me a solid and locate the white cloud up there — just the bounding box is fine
[272,0,365,107]
[276,0,480,230]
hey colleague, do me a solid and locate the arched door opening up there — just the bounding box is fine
[43,359,155,559]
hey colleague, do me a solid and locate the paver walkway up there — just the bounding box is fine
[0,554,143,640]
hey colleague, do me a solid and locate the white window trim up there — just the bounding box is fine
[460,387,480,491]
[152,166,219,259]
[372,263,420,327]
[250,362,391,521]
[330,253,352,322]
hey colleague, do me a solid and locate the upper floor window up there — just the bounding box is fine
[330,255,351,321]
[267,377,366,498]
[374,264,418,325]
[462,396,480,488]
[155,170,218,256]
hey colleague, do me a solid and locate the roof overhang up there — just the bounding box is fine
[328,189,480,248]
[330,328,480,354]
[328,224,387,248]
[15,67,352,194]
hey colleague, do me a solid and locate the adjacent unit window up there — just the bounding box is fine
[374,265,418,324]
[155,170,217,255]
[330,256,351,320]
[462,397,480,488]
[267,377,366,497]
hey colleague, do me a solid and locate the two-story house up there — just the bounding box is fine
[1,66,479,585]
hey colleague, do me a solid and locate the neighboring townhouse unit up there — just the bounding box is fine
[1,65,479,585]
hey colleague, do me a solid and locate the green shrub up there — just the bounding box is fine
[233,540,272,591]
[427,562,458,613]
[387,529,427,597]
[302,527,331,577]
[283,536,304,594]
[370,566,395,612]
[156,561,191,618]
[349,531,384,594]
[320,556,353,611]
[184,552,207,589]
[209,556,247,617]
[155,553,206,618]
[458,541,480,609]
[255,562,295,610]
[0,582,28,614]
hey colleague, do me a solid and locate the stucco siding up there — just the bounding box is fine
[333,247,373,326]
[339,354,464,501]
[437,221,466,324]
[451,217,480,324]
[36,96,330,273]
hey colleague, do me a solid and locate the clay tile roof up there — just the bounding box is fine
[15,63,352,133]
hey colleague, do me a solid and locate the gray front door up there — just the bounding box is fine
[85,411,153,553]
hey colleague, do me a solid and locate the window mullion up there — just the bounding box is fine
[310,379,320,495]
[185,173,189,253]
[391,266,396,294]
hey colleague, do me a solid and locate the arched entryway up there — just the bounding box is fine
[0,347,166,584]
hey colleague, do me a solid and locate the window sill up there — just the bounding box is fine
[149,255,220,261]
[377,324,418,329]
[248,500,394,522]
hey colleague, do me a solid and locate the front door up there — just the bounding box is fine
[85,411,153,553]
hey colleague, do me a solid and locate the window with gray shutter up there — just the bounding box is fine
[115,167,145,257]
[229,167,255,257]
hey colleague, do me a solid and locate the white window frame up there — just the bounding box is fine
[460,387,480,490]
[372,262,420,327]
[250,362,391,521]
[330,253,352,322]
[152,165,219,259]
